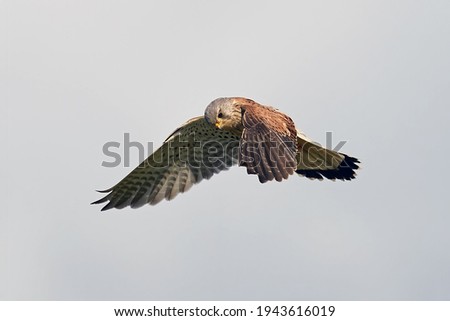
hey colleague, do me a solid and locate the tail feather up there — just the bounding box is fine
[295,131,360,181]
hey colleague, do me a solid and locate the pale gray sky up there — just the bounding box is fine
[3,0,450,300]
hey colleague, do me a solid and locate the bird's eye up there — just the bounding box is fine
[217,112,223,118]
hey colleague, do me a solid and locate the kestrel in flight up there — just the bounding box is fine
[93,97,360,210]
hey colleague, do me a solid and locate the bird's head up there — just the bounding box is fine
[204,97,242,131]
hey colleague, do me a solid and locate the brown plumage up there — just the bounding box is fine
[237,99,298,183]
[92,97,360,210]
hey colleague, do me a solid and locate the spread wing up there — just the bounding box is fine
[92,117,240,210]
[239,105,298,183]
[295,130,360,180]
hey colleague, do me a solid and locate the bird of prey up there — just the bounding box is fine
[93,97,360,210]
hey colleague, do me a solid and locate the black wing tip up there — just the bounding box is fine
[100,203,115,211]
[296,154,361,181]
[90,200,113,211]
[91,196,108,205]
[91,189,116,211]
[92,189,163,211]
[95,188,113,193]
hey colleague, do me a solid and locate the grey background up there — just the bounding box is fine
[3,0,450,300]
